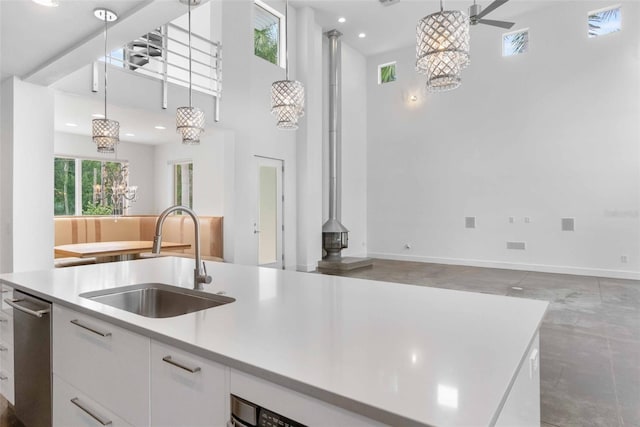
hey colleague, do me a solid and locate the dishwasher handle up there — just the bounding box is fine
[5,298,50,318]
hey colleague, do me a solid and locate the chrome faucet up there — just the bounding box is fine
[152,205,212,290]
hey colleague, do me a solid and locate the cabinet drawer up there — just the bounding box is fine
[0,370,14,405]
[0,312,12,344]
[150,340,228,427]
[54,374,133,427]
[0,285,13,314]
[0,339,13,375]
[53,305,150,427]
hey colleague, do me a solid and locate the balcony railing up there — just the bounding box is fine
[95,23,222,121]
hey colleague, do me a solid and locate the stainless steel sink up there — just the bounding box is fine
[79,283,234,318]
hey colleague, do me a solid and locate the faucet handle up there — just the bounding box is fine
[202,262,213,284]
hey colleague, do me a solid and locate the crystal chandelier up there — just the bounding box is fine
[92,8,120,153]
[177,0,205,144]
[270,0,305,129]
[416,0,470,92]
[93,163,138,216]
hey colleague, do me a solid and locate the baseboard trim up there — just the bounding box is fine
[367,252,640,280]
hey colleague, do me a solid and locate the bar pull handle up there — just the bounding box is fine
[0,317,7,323]
[0,345,7,352]
[70,397,113,426]
[70,319,112,337]
[0,374,7,381]
[5,298,50,318]
[162,355,201,373]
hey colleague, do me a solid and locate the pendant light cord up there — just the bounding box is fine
[440,0,444,12]
[188,0,193,108]
[285,0,289,81]
[103,13,108,119]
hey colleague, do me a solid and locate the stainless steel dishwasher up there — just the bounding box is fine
[6,290,52,427]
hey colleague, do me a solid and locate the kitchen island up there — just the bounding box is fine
[0,257,547,427]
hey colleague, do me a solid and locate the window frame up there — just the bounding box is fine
[502,28,529,57]
[53,156,130,216]
[171,161,194,211]
[588,5,622,38]
[378,61,397,85]
[254,0,286,68]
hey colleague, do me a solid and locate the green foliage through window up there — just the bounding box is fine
[174,162,193,213]
[379,63,397,84]
[254,3,280,65]
[54,158,76,215]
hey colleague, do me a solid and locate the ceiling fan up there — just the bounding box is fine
[468,0,515,29]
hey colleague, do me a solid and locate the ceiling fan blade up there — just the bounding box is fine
[475,0,509,19]
[478,18,515,29]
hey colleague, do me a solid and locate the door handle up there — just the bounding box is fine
[5,298,50,318]
[70,397,113,426]
[253,222,260,234]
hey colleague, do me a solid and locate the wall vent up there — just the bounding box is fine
[561,217,575,231]
[465,217,476,229]
[379,0,400,6]
[507,241,526,250]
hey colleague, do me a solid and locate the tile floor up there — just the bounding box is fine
[0,260,637,426]
[327,259,640,427]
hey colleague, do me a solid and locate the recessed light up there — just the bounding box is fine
[32,0,59,7]
[358,33,366,38]
[125,133,135,137]
[65,123,78,127]
[154,125,166,130]
[92,113,105,118]
[338,17,346,23]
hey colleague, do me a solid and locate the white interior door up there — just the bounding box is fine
[256,157,283,268]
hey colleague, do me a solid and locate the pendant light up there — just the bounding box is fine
[270,0,305,130]
[416,0,470,92]
[176,0,205,144]
[92,8,120,153]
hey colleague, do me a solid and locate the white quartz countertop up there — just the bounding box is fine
[0,257,547,427]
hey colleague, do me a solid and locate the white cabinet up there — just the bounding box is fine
[52,305,150,427]
[54,374,133,427]
[495,332,541,427]
[150,340,228,427]
[0,284,14,404]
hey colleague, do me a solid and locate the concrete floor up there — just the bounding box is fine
[326,259,640,427]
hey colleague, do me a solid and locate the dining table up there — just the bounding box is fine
[54,240,191,262]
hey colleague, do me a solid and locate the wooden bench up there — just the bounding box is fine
[54,215,223,267]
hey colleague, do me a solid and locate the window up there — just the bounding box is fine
[53,157,129,216]
[588,6,621,38]
[173,162,193,210]
[54,158,76,216]
[502,29,529,57]
[254,1,284,66]
[378,62,397,84]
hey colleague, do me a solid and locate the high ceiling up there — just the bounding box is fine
[0,0,583,146]
[295,0,546,57]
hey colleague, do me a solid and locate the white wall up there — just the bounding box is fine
[339,42,368,258]
[1,78,54,272]
[220,0,298,269]
[153,128,228,217]
[54,131,156,215]
[366,1,640,279]
[295,7,324,272]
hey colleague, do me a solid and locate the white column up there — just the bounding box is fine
[295,7,324,271]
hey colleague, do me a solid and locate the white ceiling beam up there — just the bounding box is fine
[24,0,200,86]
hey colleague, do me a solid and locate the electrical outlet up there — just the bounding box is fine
[509,217,515,223]
[621,255,628,264]
[524,217,531,223]
[507,241,526,250]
